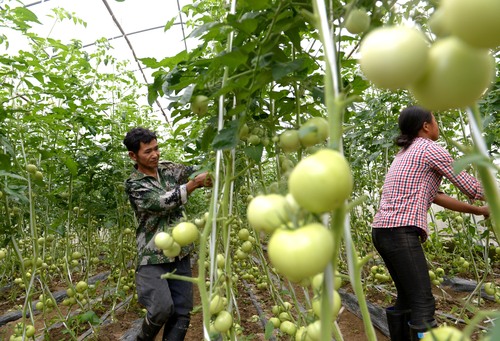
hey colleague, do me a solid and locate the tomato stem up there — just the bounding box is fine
[467,106,500,242]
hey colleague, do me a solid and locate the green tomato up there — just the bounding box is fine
[311,272,342,292]
[0,249,6,260]
[421,326,470,341]
[359,26,429,90]
[428,8,451,38]
[247,194,288,234]
[235,249,248,260]
[190,95,209,116]
[71,251,82,260]
[216,253,225,268]
[306,320,321,341]
[484,282,496,296]
[34,171,44,181]
[344,8,370,34]
[26,164,38,174]
[269,317,281,328]
[162,242,181,258]
[247,135,261,145]
[209,295,226,315]
[238,228,250,241]
[289,149,352,213]
[374,273,391,282]
[312,290,342,320]
[239,124,250,140]
[279,130,301,153]
[172,222,198,246]
[268,223,334,282]
[442,0,500,49]
[279,311,291,322]
[241,240,253,253]
[279,321,297,336]
[76,281,88,293]
[154,232,174,250]
[194,218,205,228]
[295,326,308,341]
[410,36,495,111]
[214,310,233,333]
[312,273,324,292]
[298,117,329,147]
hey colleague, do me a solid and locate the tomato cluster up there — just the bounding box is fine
[247,148,352,284]
[358,0,499,111]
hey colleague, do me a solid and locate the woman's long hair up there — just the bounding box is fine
[395,106,433,149]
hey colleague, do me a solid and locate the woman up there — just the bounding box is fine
[371,106,489,341]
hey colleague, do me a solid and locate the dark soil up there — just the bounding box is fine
[0,262,495,340]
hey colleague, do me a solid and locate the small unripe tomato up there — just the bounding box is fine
[344,8,370,34]
[214,310,233,333]
[191,95,209,116]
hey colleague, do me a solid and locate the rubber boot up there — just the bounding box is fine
[386,307,412,341]
[162,316,190,341]
[409,319,438,341]
[137,316,163,341]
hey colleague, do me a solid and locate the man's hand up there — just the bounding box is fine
[194,172,213,188]
[186,172,212,195]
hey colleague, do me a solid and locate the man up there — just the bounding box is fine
[123,127,212,341]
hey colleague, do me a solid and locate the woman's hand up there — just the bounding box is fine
[475,205,489,218]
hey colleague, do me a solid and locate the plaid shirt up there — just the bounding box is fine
[372,137,483,237]
[125,161,196,266]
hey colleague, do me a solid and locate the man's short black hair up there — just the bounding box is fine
[123,127,157,154]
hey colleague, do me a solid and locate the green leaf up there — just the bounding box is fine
[0,171,26,181]
[77,310,100,325]
[164,17,176,31]
[32,72,45,84]
[4,185,29,203]
[212,120,239,150]
[244,145,263,163]
[0,153,11,171]
[64,156,78,176]
[188,22,223,39]
[272,59,305,81]
[179,84,195,105]
[264,320,275,339]
[486,321,500,341]
[228,17,259,35]
[239,0,270,11]
[140,50,188,69]
[48,76,65,89]
[212,49,248,69]
[13,7,41,25]
[147,81,160,106]
[453,154,492,174]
